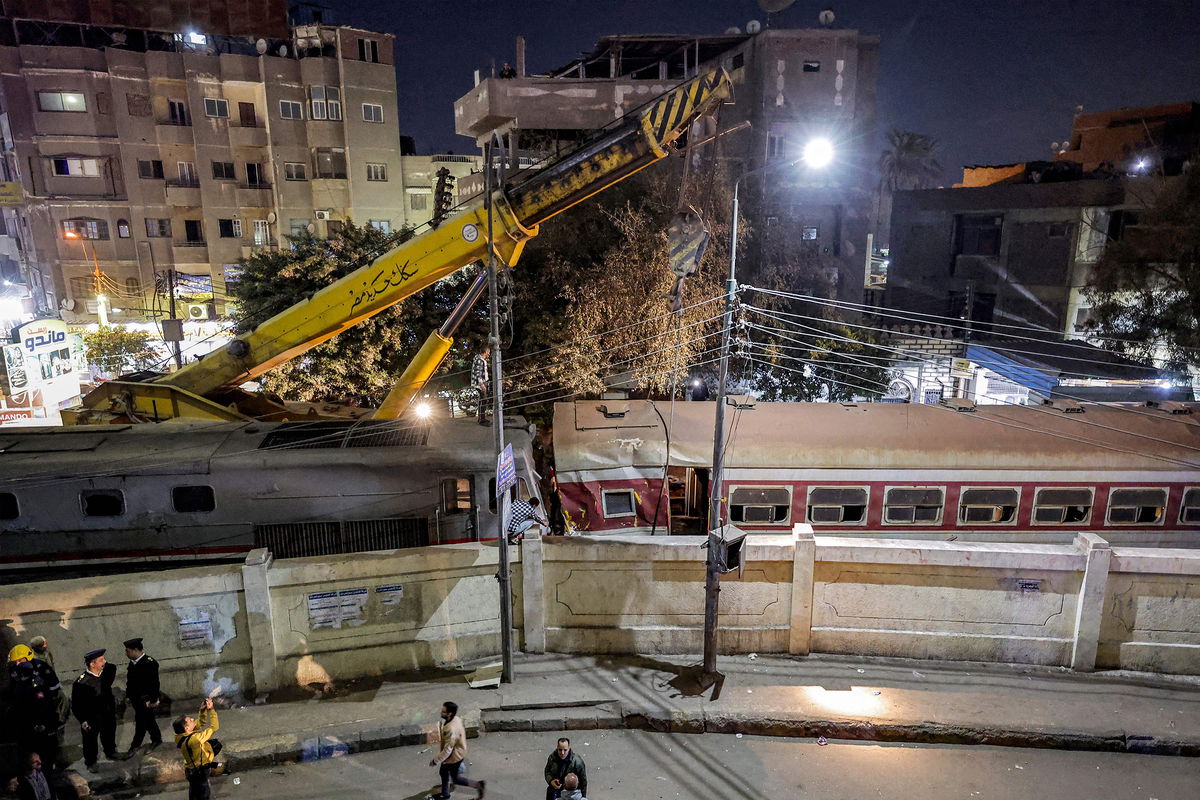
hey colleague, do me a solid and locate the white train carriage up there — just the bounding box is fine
[0,416,538,575]
[552,399,1200,546]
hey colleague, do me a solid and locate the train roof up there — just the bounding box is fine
[0,415,533,480]
[552,400,1200,473]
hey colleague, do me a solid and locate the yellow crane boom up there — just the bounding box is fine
[64,68,730,425]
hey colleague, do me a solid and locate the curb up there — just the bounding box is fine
[87,703,1200,796]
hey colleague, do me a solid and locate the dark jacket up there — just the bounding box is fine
[544,749,587,796]
[9,660,61,733]
[126,654,160,708]
[71,662,116,725]
[16,769,58,800]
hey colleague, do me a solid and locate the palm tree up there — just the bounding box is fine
[879,129,943,191]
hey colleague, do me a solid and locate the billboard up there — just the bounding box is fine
[7,318,82,406]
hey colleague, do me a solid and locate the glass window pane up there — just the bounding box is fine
[603,491,634,517]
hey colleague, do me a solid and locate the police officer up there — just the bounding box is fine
[7,645,62,768]
[72,648,118,771]
[123,637,162,752]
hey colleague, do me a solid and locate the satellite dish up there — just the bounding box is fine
[256,38,268,55]
[266,212,277,224]
[757,0,796,12]
[724,27,742,34]
[60,298,76,311]
[819,8,836,27]
[277,44,288,57]
[746,20,762,34]
[306,223,316,234]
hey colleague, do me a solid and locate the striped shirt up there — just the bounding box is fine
[472,354,489,389]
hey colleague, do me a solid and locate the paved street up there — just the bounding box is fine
[141,731,1199,800]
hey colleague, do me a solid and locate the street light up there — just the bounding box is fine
[64,229,108,325]
[701,139,834,684]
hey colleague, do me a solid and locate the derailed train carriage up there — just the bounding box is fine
[0,416,538,576]
[552,399,1200,546]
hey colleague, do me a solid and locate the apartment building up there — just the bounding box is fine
[0,17,402,326]
[399,153,483,230]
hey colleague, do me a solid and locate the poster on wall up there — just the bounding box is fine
[9,319,81,406]
[308,588,369,630]
[177,609,215,649]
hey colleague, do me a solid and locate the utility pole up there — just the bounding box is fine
[485,132,514,684]
[167,268,183,368]
[90,251,108,326]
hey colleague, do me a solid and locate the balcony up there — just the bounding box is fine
[454,76,668,140]
[165,179,202,207]
[237,182,273,208]
[229,124,268,148]
[240,239,279,258]
[171,240,209,262]
[155,119,195,145]
[238,181,272,190]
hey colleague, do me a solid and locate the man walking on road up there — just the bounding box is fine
[544,738,587,800]
[428,701,485,799]
[123,637,162,753]
[71,649,118,772]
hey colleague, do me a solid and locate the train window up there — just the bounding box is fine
[441,478,472,514]
[81,489,125,517]
[959,488,1019,523]
[729,487,791,525]
[0,492,17,519]
[884,487,944,524]
[807,487,868,524]
[1032,488,1092,524]
[1182,489,1200,523]
[487,478,519,514]
[1107,488,1166,525]
[602,490,637,518]
[173,485,215,513]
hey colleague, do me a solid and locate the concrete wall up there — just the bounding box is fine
[4,530,1198,704]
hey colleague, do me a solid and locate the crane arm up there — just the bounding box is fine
[67,68,730,424]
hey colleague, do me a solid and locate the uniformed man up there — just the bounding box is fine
[123,637,162,752]
[7,645,62,768]
[72,648,118,771]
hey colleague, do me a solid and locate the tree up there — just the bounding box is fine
[229,221,486,406]
[84,326,161,376]
[1084,162,1200,374]
[879,129,944,192]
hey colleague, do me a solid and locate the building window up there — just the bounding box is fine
[279,100,303,120]
[51,158,100,177]
[807,487,868,524]
[1106,488,1167,525]
[183,219,204,244]
[238,102,257,128]
[204,98,229,118]
[601,489,636,518]
[117,219,130,238]
[955,214,1003,257]
[362,103,384,123]
[883,487,944,524]
[803,60,821,72]
[366,162,388,181]
[138,159,164,179]
[61,218,108,240]
[176,161,198,186]
[1032,487,1092,524]
[309,86,342,121]
[244,163,267,187]
[253,219,269,245]
[731,52,745,71]
[37,91,87,112]
[729,486,791,525]
[284,162,308,181]
[81,489,124,517]
[313,147,347,179]
[125,277,140,294]
[409,192,428,210]
[369,219,391,233]
[289,219,309,237]
[217,218,242,238]
[767,133,786,159]
[145,218,171,238]
[802,226,819,240]
[173,485,215,513]
[1048,222,1070,238]
[959,488,1019,523]
[0,492,17,520]
[358,38,379,63]
[212,161,236,180]
[167,98,190,126]
[1181,489,1200,523]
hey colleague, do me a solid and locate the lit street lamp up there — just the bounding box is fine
[702,139,835,684]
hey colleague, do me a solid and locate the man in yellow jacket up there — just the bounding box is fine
[173,698,224,800]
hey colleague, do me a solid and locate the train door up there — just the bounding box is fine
[668,466,709,535]
[438,476,475,542]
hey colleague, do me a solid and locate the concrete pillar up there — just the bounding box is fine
[521,535,546,653]
[1070,532,1112,672]
[788,524,816,655]
[241,548,279,695]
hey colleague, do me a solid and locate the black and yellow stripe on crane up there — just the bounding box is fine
[643,69,729,148]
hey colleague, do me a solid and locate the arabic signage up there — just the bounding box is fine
[307,588,369,630]
[950,358,974,380]
[5,319,80,405]
[496,443,516,497]
[0,182,23,205]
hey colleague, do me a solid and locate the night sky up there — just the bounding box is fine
[325,0,1200,184]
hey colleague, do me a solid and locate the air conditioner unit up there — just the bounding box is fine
[315,209,332,221]
[186,302,215,320]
